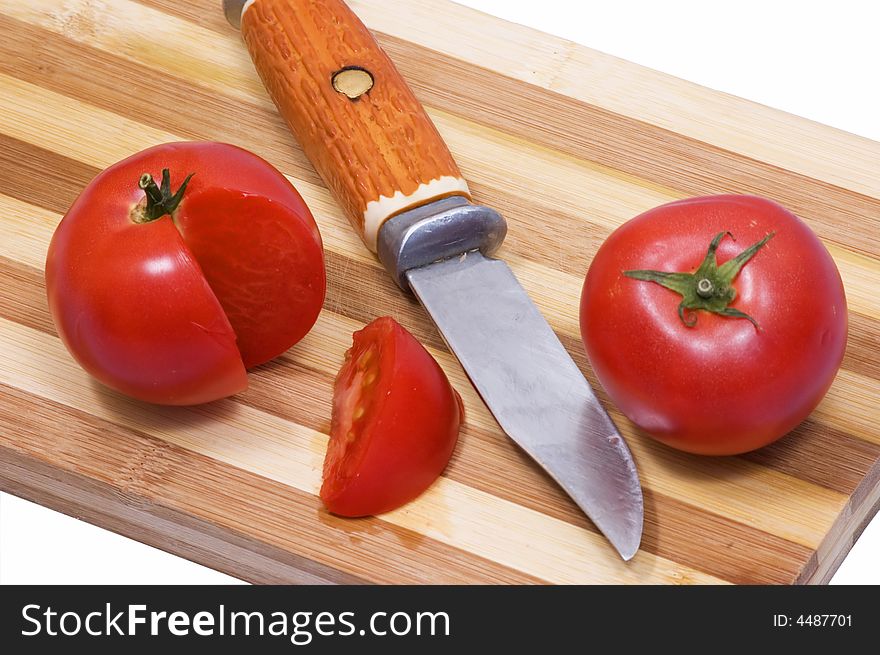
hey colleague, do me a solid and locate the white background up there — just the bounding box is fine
[1,0,878,584]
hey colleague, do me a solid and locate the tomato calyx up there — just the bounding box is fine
[623,231,774,328]
[131,168,195,223]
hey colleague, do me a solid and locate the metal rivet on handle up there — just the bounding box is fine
[332,67,374,100]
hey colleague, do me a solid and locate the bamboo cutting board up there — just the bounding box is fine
[1,0,878,585]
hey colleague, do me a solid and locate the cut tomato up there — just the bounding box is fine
[45,142,325,405]
[321,317,463,516]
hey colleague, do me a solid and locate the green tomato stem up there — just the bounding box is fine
[623,231,775,329]
[133,168,194,223]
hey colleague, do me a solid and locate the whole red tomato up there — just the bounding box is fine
[46,142,325,405]
[580,195,847,455]
[321,317,463,516]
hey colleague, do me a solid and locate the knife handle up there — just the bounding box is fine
[236,0,471,252]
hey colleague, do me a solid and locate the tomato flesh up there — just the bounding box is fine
[321,317,462,516]
[176,189,325,368]
[580,195,847,455]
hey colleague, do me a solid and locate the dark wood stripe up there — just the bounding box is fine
[0,133,96,215]
[843,313,880,382]
[644,489,811,585]
[0,383,545,584]
[137,0,232,32]
[743,420,880,496]
[140,0,880,260]
[0,256,830,583]
[0,258,56,337]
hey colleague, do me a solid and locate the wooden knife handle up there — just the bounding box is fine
[238,0,471,252]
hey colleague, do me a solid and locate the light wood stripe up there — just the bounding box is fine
[0,317,725,584]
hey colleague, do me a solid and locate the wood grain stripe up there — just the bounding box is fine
[140,0,880,203]
[4,6,879,270]
[742,421,880,496]
[0,133,95,214]
[0,251,852,551]
[0,384,542,584]
[0,316,727,584]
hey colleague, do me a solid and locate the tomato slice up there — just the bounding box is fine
[321,317,463,517]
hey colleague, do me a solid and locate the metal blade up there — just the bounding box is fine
[408,251,643,560]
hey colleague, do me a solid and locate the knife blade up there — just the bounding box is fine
[223,0,643,559]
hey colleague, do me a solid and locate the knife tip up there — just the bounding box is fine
[616,540,641,562]
[606,494,644,562]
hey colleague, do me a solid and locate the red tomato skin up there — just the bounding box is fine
[46,142,324,404]
[321,317,462,517]
[580,195,847,455]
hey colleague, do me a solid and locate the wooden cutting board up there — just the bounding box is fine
[1,0,878,585]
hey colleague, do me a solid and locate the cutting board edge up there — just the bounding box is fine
[0,444,363,585]
[806,459,880,584]
[6,437,865,586]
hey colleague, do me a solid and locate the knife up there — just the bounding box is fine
[223,0,643,559]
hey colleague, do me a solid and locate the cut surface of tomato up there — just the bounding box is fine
[176,189,325,368]
[321,317,462,517]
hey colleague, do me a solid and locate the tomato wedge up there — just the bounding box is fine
[321,317,463,516]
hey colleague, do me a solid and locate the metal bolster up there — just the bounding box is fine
[223,0,248,29]
[377,197,507,290]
